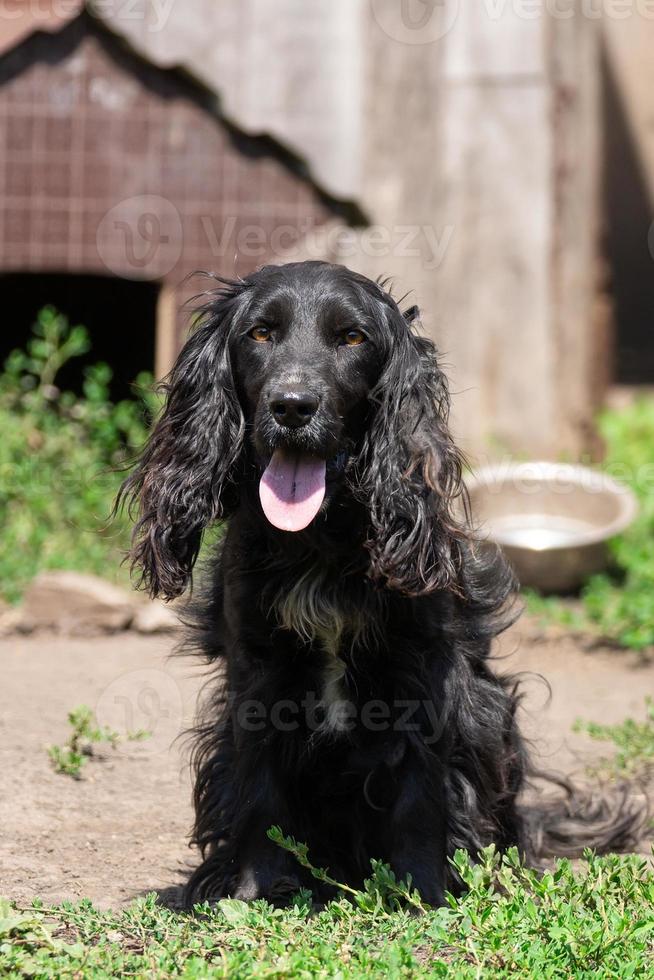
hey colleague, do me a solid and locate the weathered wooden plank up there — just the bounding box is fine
[433,83,554,458]
[548,10,605,455]
[443,0,546,79]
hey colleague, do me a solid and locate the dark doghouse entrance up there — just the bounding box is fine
[0,272,159,401]
[602,50,654,386]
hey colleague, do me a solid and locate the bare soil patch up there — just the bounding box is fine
[0,619,651,907]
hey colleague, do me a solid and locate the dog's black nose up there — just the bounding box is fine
[269,389,320,428]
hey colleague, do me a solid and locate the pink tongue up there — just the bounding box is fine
[259,449,326,531]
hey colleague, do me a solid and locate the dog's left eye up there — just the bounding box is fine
[249,325,272,343]
[340,328,366,347]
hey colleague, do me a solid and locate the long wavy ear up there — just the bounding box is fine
[354,301,468,596]
[117,281,247,599]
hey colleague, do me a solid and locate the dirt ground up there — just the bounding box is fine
[0,618,652,909]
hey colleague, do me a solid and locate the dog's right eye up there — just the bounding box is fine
[249,326,272,343]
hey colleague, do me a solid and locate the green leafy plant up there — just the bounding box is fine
[574,698,654,781]
[48,704,149,779]
[528,397,654,651]
[1,849,653,977]
[267,825,427,914]
[0,898,86,966]
[580,399,654,650]
[0,306,159,602]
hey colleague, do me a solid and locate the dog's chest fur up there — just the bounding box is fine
[269,563,379,732]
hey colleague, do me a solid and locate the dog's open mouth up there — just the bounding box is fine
[259,448,326,531]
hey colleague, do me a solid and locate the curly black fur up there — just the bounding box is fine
[118,261,644,907]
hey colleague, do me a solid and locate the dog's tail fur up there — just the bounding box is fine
[522,770,649,861]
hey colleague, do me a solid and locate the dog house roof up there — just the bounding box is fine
[0,0,362,205]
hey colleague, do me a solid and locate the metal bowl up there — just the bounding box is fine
[465,462,638,593]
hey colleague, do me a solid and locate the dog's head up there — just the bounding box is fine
[120,261,468,599]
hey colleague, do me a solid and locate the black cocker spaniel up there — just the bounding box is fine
[120,260,640,906]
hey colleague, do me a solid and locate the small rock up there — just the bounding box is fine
[0,605,31,635]
[132,599,180,634]
[22,571,134,634]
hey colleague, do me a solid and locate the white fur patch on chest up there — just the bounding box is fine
[269,565,370,735]
[270,564,367,649]
[320,655,350,733]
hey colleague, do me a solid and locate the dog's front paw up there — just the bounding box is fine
[233,866,301,903]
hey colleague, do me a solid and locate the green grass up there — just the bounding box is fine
[13,712,654,977]
[574,698,654,782]
[527,397,654,651]
[2,846,653,978]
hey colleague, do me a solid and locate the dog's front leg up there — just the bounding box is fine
[228,711,304,903]
[386,750,447,907]
[230,794,302,903]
